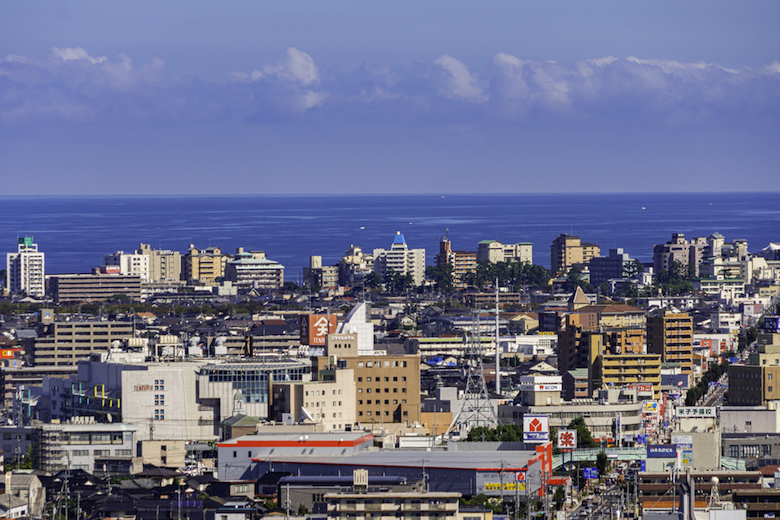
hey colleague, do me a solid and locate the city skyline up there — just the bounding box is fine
[2,1,779,195]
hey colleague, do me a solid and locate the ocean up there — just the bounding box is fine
[1,193,778,282]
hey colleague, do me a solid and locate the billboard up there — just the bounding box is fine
[523,414,550,443]
[584,467,598,480]
[557,429,577,449]
[647,444,677,458]
[676,407,716,418]
[300,314,338,345]
[766,317,780,333]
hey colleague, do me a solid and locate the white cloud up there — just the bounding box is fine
[432,55,488,103]
[251,47,319,86]
[51,47,107,64]
[1,48,779,128]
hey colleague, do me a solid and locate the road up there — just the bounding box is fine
[571,478,627,520]
[702,384,727,407]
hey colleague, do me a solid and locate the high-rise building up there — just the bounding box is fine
[339,245,374,287]
[181,245,228,283]
[6,237,45,298]
[373,232,426,286]
[137,244,181,282]
[588,248,636,288]
[104,250,150,282]
[652,233,706,276]
[550,234,600,274]
[224,248,284,289]
[435,238,476,289]
[477,240,533,264]
[647,311,694,375]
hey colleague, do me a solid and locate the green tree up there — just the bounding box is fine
[596,451,608,475]
[364,272,382,289]
[622,259,644,279]
[465,424,524,442]
[426,264,454,294]
[567,417,598,448]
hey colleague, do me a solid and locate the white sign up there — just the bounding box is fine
[523,414,550,443]
[676,407,716,417]
[557,429,577,449]
[672,435,693,449]
[519,384,562,391]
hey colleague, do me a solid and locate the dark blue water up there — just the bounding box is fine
[1,193,778,282]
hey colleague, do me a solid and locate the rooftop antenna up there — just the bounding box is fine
[446,310,499,438]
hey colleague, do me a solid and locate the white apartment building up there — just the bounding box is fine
[373,232,426,286]
[104,250,150,282]
[477,240,533,264]
[7,236,45,297]
[137,243,182,282]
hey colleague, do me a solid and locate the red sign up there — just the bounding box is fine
[300,314,338,345]
[557,430,577,449]
[515,471,526,482]
[0,349,22,359]
[628,384,653,393]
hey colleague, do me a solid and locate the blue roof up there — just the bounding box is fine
[393,232,406,245]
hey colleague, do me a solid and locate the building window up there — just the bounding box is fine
[763,445,771,456]
[742,445,760,458]
[154,409,165,420]
[770,374,774,380]
[367,377,372,382]
[771,387,774,392]
[154,379,165,391]
[155,394,164,406]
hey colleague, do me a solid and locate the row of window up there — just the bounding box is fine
[356,361,408,368]
[359,399,405,406]
[70,448,132,457]
[727,444,772,458]
[306,389,343,396]
[358,388,407,394]
[358,376,407,382]
[305,401,343,408]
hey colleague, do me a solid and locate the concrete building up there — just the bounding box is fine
[272,366,357,431]
[477,240,532,265]
[600,354,661,400]
[550,234,600,274]
[647,311,694,376]
[31,320,133,367]
[34,420,137,473]
[436,238,476,289]
[312,354,422,427]
[25,355,220,441]
[104,250,150,282]
[6,236,45,298]
[339,245,374,287]
[588,248,635,288]
[48,272,143,302]
[326,489,461,520]
[373,232,426,287]
[652,233,706,276]
[303,256,340,290]
[182,245,228,283]
[135,243,181,282]
[224,248,284,290]
[499,390,644,441]
[197,359,312,425]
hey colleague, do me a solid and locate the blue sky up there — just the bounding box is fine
[1,1,778,195]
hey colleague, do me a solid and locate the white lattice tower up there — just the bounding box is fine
[446,311,500,437]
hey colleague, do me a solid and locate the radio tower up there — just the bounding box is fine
[446,310,500,437]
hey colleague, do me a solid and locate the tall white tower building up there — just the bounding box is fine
[373,231,426,286]
[7,236,45,297]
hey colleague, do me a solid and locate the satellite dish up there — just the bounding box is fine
[301,407,315,422]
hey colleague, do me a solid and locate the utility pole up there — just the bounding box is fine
[499,461,506,507]
[495,279,500,396]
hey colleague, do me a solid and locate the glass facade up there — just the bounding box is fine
[199,362,310,404]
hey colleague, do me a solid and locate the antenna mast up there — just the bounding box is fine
[446,310,499,437]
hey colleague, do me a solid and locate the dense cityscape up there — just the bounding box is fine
[1,229,779,520]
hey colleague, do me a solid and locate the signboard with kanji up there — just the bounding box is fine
[583,467,598,480]
[523,415,549,443]
[557,429,577,449]
[676,407,716,418]
[300,314,338,345]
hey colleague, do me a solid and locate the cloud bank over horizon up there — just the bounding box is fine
[2,46,779,129]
